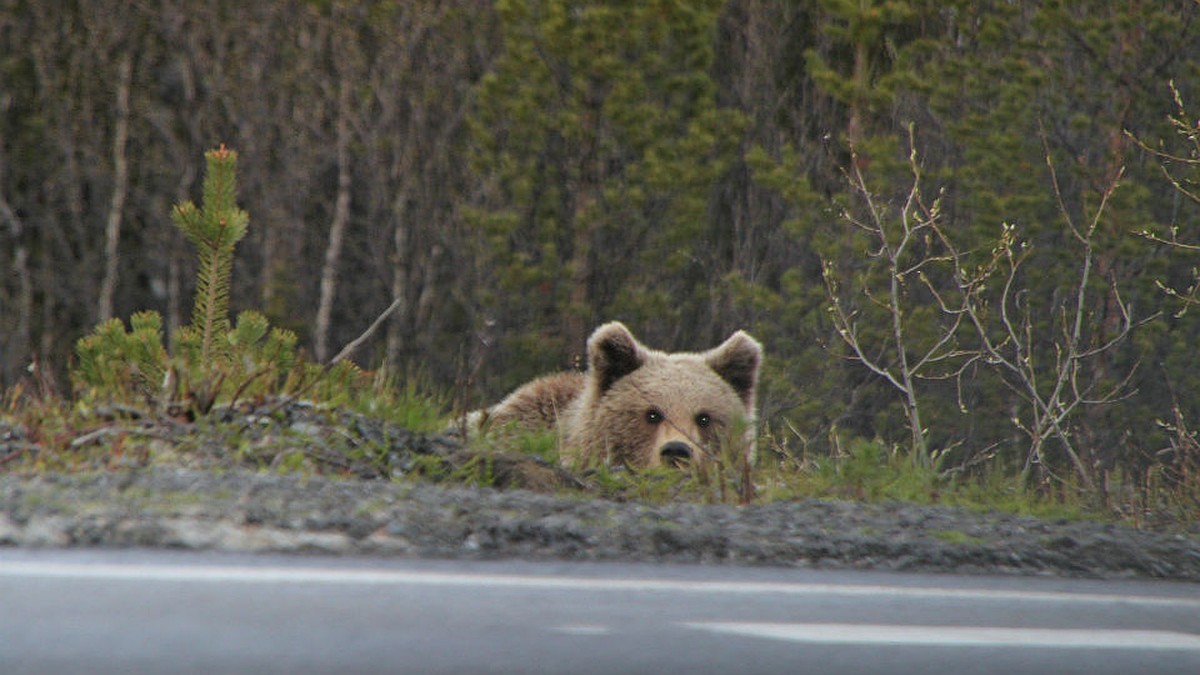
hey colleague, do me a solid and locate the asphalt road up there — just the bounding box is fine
[2,549,1199,674]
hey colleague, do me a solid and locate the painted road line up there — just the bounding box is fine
[550,624,613,636]
[684,622,1200,650]
[1,560,1198,610]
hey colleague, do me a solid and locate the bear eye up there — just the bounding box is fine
[695,413,712,429]
[645,408,664,425]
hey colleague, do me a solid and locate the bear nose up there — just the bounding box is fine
[659,442,692,468]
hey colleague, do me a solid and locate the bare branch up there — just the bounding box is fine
[822,127,969,466]
[329,296,406,366]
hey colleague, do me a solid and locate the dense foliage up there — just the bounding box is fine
[2,1,1199,498]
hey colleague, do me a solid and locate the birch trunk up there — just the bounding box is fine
[314,76,353,362]
[98,53,133,322]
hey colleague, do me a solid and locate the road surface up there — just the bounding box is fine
[2,548,1198,674]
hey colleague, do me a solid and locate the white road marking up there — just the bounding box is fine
[1,560,1198,610]
[685,622,1200,650]
[550,624,612,636]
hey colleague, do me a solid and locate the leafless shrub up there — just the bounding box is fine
[826,129,1151,488]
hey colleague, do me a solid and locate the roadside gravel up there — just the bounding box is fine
[2,466,1198,581]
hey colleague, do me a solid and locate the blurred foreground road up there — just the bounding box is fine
[2,548,1198,674]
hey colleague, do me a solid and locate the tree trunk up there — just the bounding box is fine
[564,117,601,364]
[564,215,595,366]
[314,75,353,362]
[384,207,411,372]
[0,190,32,385]
[98,53,133,322]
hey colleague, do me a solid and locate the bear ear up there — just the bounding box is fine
[587,322,647,393]
[705,330,762,408]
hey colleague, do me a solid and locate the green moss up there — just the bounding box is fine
[930,530,986,546]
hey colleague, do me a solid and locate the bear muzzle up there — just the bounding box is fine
[658,440,695,468]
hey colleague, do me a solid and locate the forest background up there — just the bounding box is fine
[2,1,1200,497]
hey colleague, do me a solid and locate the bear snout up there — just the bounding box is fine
[658,441,693,468]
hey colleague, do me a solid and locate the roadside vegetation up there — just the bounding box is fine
[0,143,1189,527]
[1,2,1199,530]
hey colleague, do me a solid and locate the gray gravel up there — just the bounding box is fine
[2,466,1198,581]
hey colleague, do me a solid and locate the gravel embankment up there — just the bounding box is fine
[2,466,1199,581]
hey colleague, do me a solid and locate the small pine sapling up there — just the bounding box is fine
[73,146,320,417]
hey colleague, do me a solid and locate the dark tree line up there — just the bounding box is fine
[2,0,1199,487]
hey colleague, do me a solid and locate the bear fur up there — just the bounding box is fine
[476,322,762,469]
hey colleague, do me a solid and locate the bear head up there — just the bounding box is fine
[563,322,762,469]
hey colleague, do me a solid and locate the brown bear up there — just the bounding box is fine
[474,322,762,469]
